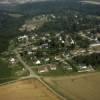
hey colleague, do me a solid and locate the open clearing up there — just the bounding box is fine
[0,79,60,100]
[44,72,100,100]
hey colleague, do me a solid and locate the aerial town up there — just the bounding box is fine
[7,13,100,77]
[0,0,100,100]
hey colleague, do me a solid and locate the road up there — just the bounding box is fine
[14,49,39,78]
[14,49,66,100]
[79,24,100,41]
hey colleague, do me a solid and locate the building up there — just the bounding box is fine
[38,67,49,73]
[9,58,16,64]
[79,64,87,70]
[36,60,41,65]
[45,58,50,62]
[49,64,57,70]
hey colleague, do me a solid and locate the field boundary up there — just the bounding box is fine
[0,77,66,100]
[39,78,67,100]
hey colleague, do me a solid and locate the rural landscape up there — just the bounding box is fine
[0,0,100,100]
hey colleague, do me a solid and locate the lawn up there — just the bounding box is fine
[0,59,13,83]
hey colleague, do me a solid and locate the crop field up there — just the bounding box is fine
[44,72,100,100]
[0,79,60,100]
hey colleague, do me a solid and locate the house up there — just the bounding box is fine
[96,33,100,38]
[79,64,87,70]
[18,35,28,41]
[71,39,75,44]
[42,36,47,41]
[59,36,62,41]
[48,39,51,42]
[17,35,29,43]
[67,67,73,71]
[45,58,50,62]
[31,36,35,40]
[63,64,73,71]
[55,56,60,60]
[32,47,38,51]
[27,51,32,55]
[56,33,60,37]
[49,64,57,70]
[36,60,41,65]
[45,33,50,37]
[9,58,16,64]
[50,14,56,19]
[38,67,49,73]
[61,40,65,44]
[41,43,48,48]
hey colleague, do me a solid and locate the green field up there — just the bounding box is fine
[0,59,13,83]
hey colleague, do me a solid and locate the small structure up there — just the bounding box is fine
[41,43,48,48]
[18,35,28,41]
[77,64,91,73]
[27,51,32,55]
[96,33,100,38]
[36,60,41,65]
[45,58,50,62]
[42,36,47,41]
[31,36,35,40]
[79,64,87,70]
[55,56,60,60]
[61,40,65,44]
[67,67,73,71]
[38,67,49,73]
[32,47,38,51]
[63,65,73,71]
[49,64,57,70]
[59,36,62,41]
[71,39,75,44]
[9,58,16,64]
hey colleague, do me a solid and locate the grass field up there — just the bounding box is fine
[0,79,60,100]
[44,72,100,100]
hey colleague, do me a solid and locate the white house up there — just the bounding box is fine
[38,67,49,73]
[71,39,75,44]
[36,60,41,65]
[59,36,62,41]
[27,51,32,55]
[9,58,16,64]
[49,65,57,70]
[31,36,35,40]
[32,47,38,51]
[67,67,73,71]
[79,64,87,70]
[42,36,46,41]
[18,35,28,41]
[61,40,65,44]
[55,56,60,60]
[45,58,50,62]
[80,65,87,69]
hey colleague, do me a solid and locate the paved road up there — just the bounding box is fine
[14,49,39,78]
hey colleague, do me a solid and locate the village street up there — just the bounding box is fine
[14,49,39,78]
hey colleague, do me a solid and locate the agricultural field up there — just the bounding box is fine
[0,79,60,100]
[44,72,100,100]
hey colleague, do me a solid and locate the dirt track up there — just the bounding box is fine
[44,72,100,100]
[0,79,60,100]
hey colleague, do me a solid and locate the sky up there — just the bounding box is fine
[0,0,50,4]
